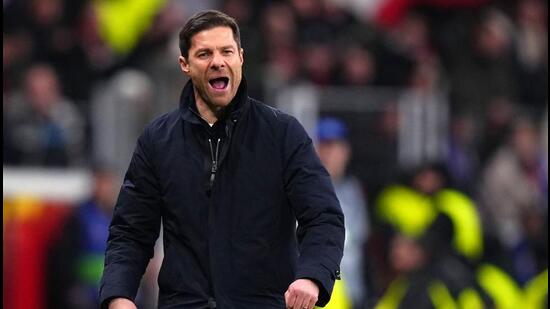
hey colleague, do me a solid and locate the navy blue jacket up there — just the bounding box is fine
[99,79,345,308]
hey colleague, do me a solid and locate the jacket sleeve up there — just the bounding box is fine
[282,116,345,307]
[99,128,162,308]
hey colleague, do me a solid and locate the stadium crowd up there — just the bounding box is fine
[3,0,548,308]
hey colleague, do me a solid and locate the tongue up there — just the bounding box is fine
[212,79,226,89]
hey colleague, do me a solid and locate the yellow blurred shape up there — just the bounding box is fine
[94,0,166,55]
[3,195,43,223]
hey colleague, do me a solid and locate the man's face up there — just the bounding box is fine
[179,26,244,109]
[316,140,350,180]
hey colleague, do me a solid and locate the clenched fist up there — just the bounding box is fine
[108,298,137,309]
[284,279,319,309]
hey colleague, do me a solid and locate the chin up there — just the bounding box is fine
[211,97,232,107]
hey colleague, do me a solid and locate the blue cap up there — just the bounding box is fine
[317,117,348,142]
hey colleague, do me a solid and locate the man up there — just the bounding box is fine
[46,165,136,308]
[100,10,345,309]
[3,63,86,166]
[315,117,369,308]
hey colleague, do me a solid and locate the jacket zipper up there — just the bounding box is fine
[207,138,221,194]
[207,137,221,306]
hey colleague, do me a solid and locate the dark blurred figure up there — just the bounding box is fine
[46,166,119,309]
[3,30,33,99]
[316,117,370,308]
[372,163,486,304]
[448,8,517,122]
[478,96,516,165]
[3,63,86,166]
[375,215,491,308]
[446,114,480,195]
[45,164,162,309]
[321,0,365,44]
[4,0,96,103]
[411,164,484,262]
[261,2,301,90]
[300,42,337,86]
[479,116,548,284]
[363,101,401,203]
[290,0,331,44]
[334,45,377,86]
[512,0,548,117]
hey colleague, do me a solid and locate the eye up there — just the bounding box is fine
[223,49,234,55]
[197,52,210,59]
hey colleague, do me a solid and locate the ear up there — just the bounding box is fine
[343,142,351,160]
[179,56,190,74]
[239,48,244,65]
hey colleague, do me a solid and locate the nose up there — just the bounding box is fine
[210,51,225,70]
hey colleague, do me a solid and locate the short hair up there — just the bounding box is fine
[179,10,241,59]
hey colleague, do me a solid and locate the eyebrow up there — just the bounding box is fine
[195,48,212,55]
[194,45,235,55]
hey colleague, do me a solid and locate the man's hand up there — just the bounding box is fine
[108,298,137,309]
[284,278,319,309]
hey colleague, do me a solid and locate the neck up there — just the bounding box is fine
[194,93,225,125]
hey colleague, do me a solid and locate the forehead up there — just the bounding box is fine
[190,26,238,50]
[318,140,347,148]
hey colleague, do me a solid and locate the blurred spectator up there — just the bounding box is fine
[409,163,484,262]
[445,114,480,195]
[135,1,189,117]
[394,11,447,171]
[3,30,33,98]
[373,162,486,303]
[358,100,401,204]
[3,63,86,166]
[334,45,377,86]
[261,2,301,92]
[479,116,548,284]
[4,0,96,103]
[45,165,119,309]
[478,96,516,165]
[321,0,365,44]
[386,11,434,62]
[448,8,518,121]
[301,42,337,86]
[45,164,161,309]
[410,164,485,262]
[513,0,548,116]
[316,117,370,308]
[290,0,331,44]
[77,3,117,76]
[375,215,491,308]
[262,1,297,50]
[91,69,155,178]
[397,58,449,170]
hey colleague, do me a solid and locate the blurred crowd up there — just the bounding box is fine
[3,0,548,308]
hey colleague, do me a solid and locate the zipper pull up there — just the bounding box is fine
[207,161,217,196]
[207,138,221,196]
[210,161,217,183]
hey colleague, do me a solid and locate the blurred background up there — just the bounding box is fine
[3,0,548,308]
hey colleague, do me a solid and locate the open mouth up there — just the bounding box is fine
[209,77,229,90]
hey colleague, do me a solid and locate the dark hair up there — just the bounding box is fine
[179,10,241,59]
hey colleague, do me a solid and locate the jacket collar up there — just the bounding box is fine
[180,76,249,126]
